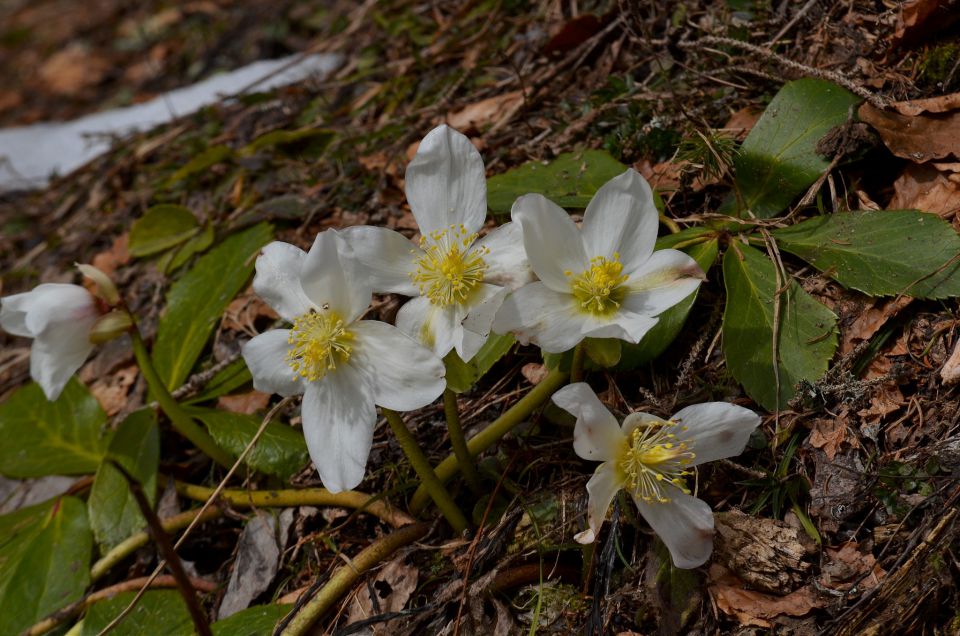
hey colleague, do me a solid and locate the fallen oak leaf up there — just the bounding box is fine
[859,101,960,163]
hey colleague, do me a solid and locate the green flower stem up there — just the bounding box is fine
[279,522,429,636]
[570,342,586,383]
[130,329,234,469]
[410,368,568,514]
[443,388,483,495]
[382,408,469,534]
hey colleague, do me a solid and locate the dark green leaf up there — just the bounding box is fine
[241,128,335,157]
[184,359,253,405]
[444,333,515,393]
[88,409,159,552]
[0,496,92,634]
[158,221,215,274]
[188,408,308,480]
[486,150,627,214]
[728,79,859,218]
[129,205,199,258]
[153,222,273,390]
[772,210,960,298]
[167,145,233,185]
[722,245,837,411]
[81,590,192,636]
[584,337,622,367]
[0,379,108,477]
[211,604,292,636]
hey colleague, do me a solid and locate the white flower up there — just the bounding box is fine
[552,382,761,569]
[492,169,705,353]
[241,229,446,493]
[0,284,100,400]
[341,125,531,362]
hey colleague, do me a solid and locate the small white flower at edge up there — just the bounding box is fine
[241,229,446,493]
[341,124,532,362]
[552,382,761,569]
[492,169,705,353]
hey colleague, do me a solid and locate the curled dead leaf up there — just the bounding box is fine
[821,542,886,592]
[859,102,960,163]
[708,563,822,628]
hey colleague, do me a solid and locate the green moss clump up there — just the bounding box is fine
[919,42,960,86]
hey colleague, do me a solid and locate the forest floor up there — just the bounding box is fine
[1,0,960,634]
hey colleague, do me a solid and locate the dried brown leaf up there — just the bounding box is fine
[708,564,822,628]
[859,102,960,163]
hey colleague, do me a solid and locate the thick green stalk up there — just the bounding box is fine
[570,341,586,383]
[382,408,469,534]
[443,388,482,495]
[410,368,568,513]
[130,329,233,468]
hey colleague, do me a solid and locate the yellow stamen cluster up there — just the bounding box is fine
[410,224,488,307]
[286,309,354,382]
[567,254,629,315]
[618,420,696,504]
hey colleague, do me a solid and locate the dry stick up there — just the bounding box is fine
[278,522,430,636]
[109,461,212,636]
[767,0,820,45]
[679,35,888,109]
[22,576,217,636]
[96,396,295,636]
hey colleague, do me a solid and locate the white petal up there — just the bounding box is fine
[574,463,621,544]
[634,486,715,569]
[350,320,445,411]
[301,366,377,493]
[240,330,304,397]
[475,222,534,290]
[339,226,419,296]
[0,293,32,337]
[511,194,588,292]
[491,282,585,353]
[299,230,372,323]
[396,296,458,358]
[552,382,623,462]
[581,170,659,271]
[672,402,761,466]
[456,327,486,362]
[405,125,487,236]
[621,411,670,436]
[31,324,96,401]
[579,309,659,344]
[252,242,313,321]
[622,249,705,317]
[25,284,97,337]
[460,283,507,339]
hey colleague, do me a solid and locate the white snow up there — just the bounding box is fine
[0,52,343,191]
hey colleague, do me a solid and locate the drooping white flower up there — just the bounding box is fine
[241,229,446,493]
[341,125,531,362]
[1,283,101,400]
[492,169,705,353]
[552,382,761,569]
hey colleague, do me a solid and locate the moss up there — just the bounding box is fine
[919,42,960,86]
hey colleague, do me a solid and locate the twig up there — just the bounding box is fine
[768,0,820,45]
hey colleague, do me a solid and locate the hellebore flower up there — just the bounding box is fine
[1,283,101,400]
[241,229,446,492]
[492,169,704,353]
[552,382,761,569]
[342,125,531,362]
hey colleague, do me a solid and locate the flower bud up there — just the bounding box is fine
[76,263,120,306]
[88,309,133,344]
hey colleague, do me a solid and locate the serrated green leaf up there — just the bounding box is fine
[617,236,719,369]
[444,332,516,393]
[0,379,108,477]
[167,144,233,185]
[159,221,215,274]
[210,604,292,635]
[153,223,273,390]
[728,79,859,218]
[184,359,253,405]
[81,590,192,636]
[0,496,92,635]
[88,409,159,552]
[772,210,960,298]
[722,245,837,411]
[129,204,199,257]
[187,408,308,479]
[486,150,627,214]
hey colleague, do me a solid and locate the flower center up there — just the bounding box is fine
[567,254,629,316]
[410,224,488,307]
[618,419,696,504]
[286,309,354,382]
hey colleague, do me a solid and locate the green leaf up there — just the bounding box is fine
[187,408,308,480]
[241,127,335,157]
[184,359,253,405]
[167,144,233,185]
[210,604,292,635]
[772,210,960,299]
[584,337,622,367]
[81,590,192,636]
[0,379,108,477]
[153,223,273,390]
[88,409,159,552]
[158,221,215,274]
[129,205,200,258]
[0,496,92,635]
[616,236,719,369]
[722,245,838,411]
[443,333,516,393]
[486,150,627,214]
[728,79,859,219]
